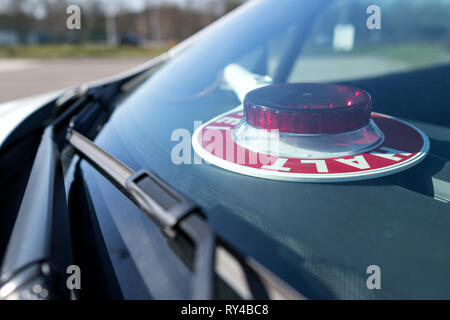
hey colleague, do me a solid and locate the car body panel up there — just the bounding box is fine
[0,91,62,147]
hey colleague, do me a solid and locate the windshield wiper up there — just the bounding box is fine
[66,128,303,300]
[0,80,304,300]
[67,128,215,299]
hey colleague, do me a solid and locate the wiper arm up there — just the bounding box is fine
[0,61,169,299]
[67,129,303,300]
[0,77,304,300]
[67,129,215,299]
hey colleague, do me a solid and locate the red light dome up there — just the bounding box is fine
[193,82,429,182]
[244,83,372,134]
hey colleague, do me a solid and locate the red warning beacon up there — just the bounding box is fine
[193,83,429,182]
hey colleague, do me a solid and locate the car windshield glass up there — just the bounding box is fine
[117,0,450,127]
[129,0,450,94]
[89,0,450,299]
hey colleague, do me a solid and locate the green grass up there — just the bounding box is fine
[0,44,168,59]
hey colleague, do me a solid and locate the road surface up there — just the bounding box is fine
[0,58,149,103]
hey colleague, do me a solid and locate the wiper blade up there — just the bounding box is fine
[67,128,215,299]
[0,63,168,300]
[67,129,304,300]
[0,76,304,300]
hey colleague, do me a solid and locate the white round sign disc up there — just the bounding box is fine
[192,108,429,182]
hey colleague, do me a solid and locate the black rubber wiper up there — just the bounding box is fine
[0,57,170,299]
[66,129,303,300]
[67,128,215,299]
[0,79,303,300]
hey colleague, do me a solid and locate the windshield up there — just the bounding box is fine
[86,0,450,299]
[117,0,450,129]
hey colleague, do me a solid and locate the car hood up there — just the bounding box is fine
[0,91,63,148]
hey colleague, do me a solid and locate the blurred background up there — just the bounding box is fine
[0,0,245,102]
[2,0,450,103]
